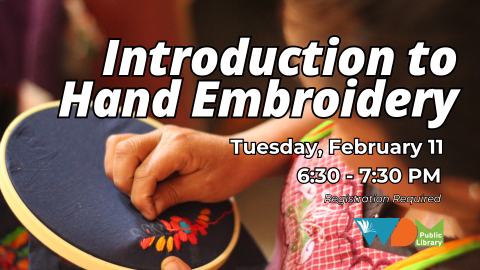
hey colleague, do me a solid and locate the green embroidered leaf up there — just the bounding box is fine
[298,198,312,221]
[15,246,29,258]
[286,205,294,217]
[1,227,27,245]
[287,205,300,224]
[301,229,310,248]
[291,230,300,253]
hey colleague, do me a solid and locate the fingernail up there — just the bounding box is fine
[142,211,154,220]
[163,261,182,270]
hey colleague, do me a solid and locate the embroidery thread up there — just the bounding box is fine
[0,227,29,270]
[286,184,328,264]
[137,208,233,252]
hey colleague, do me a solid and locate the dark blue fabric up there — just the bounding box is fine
[218,225,267,270]
[5,107,236,269]
[28,233,64,270]
[27,224,268,270]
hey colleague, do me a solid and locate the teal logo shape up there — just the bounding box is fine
[354,218,399,245]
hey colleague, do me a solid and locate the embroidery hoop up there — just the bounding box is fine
[0,101,240,270]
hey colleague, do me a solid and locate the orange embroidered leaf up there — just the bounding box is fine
[167,236,173,252]
[16,258,29,270]
[140,237,155,249]
[197,215,210,222]
[170,220,180,231]
[196,219,209,228]
[188,233,198,245]
[160,220,172,231]
[178,230,188,242]
[156,236,166,251]
[170,216,183,222]
[11,231,29,249]
[174,233,181,250]
[200,208,211,215]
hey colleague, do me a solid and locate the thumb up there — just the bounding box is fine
[152,175,201,215]
[161,256,192,270]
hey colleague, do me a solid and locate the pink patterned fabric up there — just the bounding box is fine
[269,137,405,270]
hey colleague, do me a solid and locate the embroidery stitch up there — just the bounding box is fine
[156,236,166,251]
[280,134,405,269]
[136,208,233,252]
[286,183,327,264]
[0,227,29,270]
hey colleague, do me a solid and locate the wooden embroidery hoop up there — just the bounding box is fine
[0,101,241,270]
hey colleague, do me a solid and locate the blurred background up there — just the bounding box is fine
[0,0,301,259]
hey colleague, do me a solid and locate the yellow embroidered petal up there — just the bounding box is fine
[149,236,155,246]
[156,236,166,251]
[167,236,174,252]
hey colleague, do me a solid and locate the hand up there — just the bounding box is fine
[104,125,254,220]
[161,257,191,270]
[105,113,321,220]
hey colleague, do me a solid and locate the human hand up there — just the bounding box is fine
[161,256,191,270]
[104,125,253,220]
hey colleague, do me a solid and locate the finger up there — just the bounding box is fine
[161,256,192,270]
[130,142,189,219]
[112,130,163,195]
[105,133,136,180]
[152,175,201,215]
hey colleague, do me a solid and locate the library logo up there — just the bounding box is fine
[354,218,443,247]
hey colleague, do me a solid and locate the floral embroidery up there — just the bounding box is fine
[279,132,406,269]
[0,227,29,270]
[286,183,329,264]
[136,208,232,252]
[156,236,166,251]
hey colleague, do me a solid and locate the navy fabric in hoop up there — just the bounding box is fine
[0,102,239,270]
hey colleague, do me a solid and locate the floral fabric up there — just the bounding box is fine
[0,227,29,270]
[273,137,405,270]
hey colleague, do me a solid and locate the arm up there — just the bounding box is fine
[104,105,320,220]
